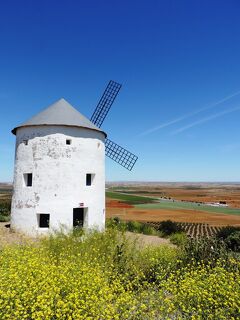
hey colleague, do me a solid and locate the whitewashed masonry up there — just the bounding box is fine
[11,98,106,235]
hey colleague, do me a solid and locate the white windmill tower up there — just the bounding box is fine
[11,81,138,235]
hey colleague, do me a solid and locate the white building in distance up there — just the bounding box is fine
[11,98,106,236]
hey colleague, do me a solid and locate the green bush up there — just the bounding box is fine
[216,226,240,240]
[140,223,157,235]
[169,232,188,246]
[225,231,240,252]
[158,220,183,236]
[106,217,127,231]
[182,236,229,265]
[107,219,157,236]
[0,201,11,211]
[126,220,142,233]
[125,221,157,235]
[215,226,240,252]
[0,199,11,220]
[0,214,10,222]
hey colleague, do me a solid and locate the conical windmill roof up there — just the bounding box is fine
[12,98,106,136]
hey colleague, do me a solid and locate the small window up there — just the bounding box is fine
[86,173,94,186]
[66,139,72,145]
[38,214,50,228]
[24,173,32,187]
[23,140,28,145]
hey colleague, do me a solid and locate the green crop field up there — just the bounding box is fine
[135,200,240,216]
[107,190,240,215]
[106,191,158,205]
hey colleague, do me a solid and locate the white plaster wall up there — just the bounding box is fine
[11,125,105,236]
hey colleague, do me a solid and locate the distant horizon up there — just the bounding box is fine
[1,180,240,185]
[107,181,240,185]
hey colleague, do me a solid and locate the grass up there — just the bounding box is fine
[106,191,158,205]
[136,199,240,215]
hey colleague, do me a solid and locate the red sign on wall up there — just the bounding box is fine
[79,203,84,207]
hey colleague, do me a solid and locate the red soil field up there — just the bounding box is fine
[106,200,240,227]
[106,200,133,209]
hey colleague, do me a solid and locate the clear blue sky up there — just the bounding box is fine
[1,0,240,182]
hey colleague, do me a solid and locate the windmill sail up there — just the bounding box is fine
[105,138,138,171]
[90,80,138,171]
[90,80,121,128]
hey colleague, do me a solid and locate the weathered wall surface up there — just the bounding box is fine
[11,125,105,235]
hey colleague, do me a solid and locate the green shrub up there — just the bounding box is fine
[106,217,127,231]
[124,221,157,235]
[126,220,142,233]
[158,220,183,236]
[215,226,240,252]
[169,232,188,246]
[216,226,240,240]
[107,219,158,236]
[140,223,157,235]
[182,236,228,265]
[225,231,240,252]
[0,199,11,221]
[0,214,10,222]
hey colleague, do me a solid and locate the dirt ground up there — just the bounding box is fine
[106,200,240,226]
[0,222,33,247]
[125,231,172,247]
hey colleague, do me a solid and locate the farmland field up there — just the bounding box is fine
[106,182,240,227]
[136,200,240,215]
[146,221,223,238]
[106,191,158,204]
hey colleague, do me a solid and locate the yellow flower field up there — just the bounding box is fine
[0,229,239,319]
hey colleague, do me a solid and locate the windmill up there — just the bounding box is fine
[10,79,138,235]
[90,80,138,171]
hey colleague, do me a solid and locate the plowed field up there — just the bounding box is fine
[106,202,240,226]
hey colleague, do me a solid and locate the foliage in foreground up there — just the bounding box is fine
[0,199,11,222]
[106,217,158,235]
[0,228,239,319]
[169,232,188,246]
[216,226,240,252]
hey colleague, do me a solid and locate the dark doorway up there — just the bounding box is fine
[73,208,84,227]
